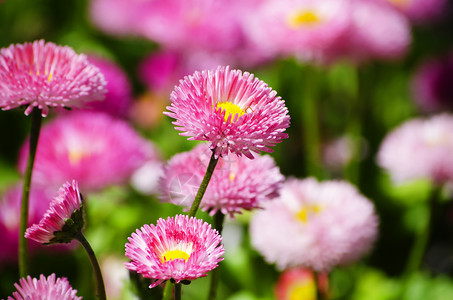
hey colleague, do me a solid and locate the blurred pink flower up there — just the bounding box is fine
[250,178,378,271]
[18,111,155,191]
[125,214,224,288]
[377,114,453,184]
[25,180,83,245]
[165,66,290,158]
[0,40,106,116]
[159,143,284,217]
[7,273,81,300]
[275,268,328,300]
[379,0,447,23]
[83,54,133,118]
[412,53,453,113]
[244,0,351,62]
[0,184,52,265]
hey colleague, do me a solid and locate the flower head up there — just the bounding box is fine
[125,214,224,288]
[0,40,106,116]
[165,66,290,158]
[18,111,155,191]
[7,273,82,300]
[25,180,84,245]
[275,268,328,300]
[377,114,453,185]
[159,144,284,217]
[250,178,378,271]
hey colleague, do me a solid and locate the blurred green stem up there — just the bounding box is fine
[208,211,225,300]
[301,65,322,179]
[19,107,42,277]
[75,232,106,300]
[162,281,173,300]
[175,283,181,300]
[404,186,441,276]
[188,150,219,218]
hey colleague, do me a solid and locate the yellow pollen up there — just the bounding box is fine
[229,172,236,181]
[287,10,320,28]
[388,0,410,7]
[161,250,190,263]
[289,280,316,300]
[216,102,245,123]
[68,150,86,165]
[48,73,53,82]
[296,204,323,223]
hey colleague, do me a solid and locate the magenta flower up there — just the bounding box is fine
[25,180,83,245]
[0,184,52,265]
[377,114,453,185]
[165,66,290,158]
[18,111,155,191]
[125,214,224,288]
[7,273,81,300]
[159,144,284,217]
[0,40,106,116]
[250,178,378,271]
[411,53,453,113]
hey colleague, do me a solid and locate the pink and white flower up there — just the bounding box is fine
[25,180,83,245]
[125,214,224,288]
[377,114,453,185]
[18,111,155,191]
[0,40,106,116]
[159,144,284,217]
[165,66,290,159]
[250,178,378,271]
[7,273,81,300]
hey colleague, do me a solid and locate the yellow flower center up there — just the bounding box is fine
[288,279,316,300]
[287,10,321,28]
[296,204,323,223]
[216,102,245,123]
[161,249,190,263]
[68,150,86,165]
[387,0,410,7]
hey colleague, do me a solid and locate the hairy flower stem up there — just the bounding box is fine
[188,150,219,217]
[19,107,42,277]
[208,211,225,300]
[175,283,182,300]
[75,232,106,300]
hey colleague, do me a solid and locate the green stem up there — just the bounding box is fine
[75,232,107,300]
[403,186,441,276]
[19,107,42,277]
[174,283,181,300]
[188,150,219,218]
[162,280,173,300]
[207,211,225,300]
[301,65,322,179]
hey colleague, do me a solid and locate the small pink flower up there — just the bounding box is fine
[159,144,284,217]
[165,66,290,158]
[18,111,155,191]
[125,214,224,288]
[7,273,81,300]
[377,114,453,185]
[250,178,378,271]
[25,180,83,245]
[0,40,106,116]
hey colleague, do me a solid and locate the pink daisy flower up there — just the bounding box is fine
[250,178,378,271]
[0,184,52,265]
[165,66,290,159]
[125,214,224,288]
[83,54,133,118]
[244,0,351,62]
[377,114,453,185]
[159,144,284,217]
[411,53,453,113]
[18,111,155,191]
[25,180,83,245]
[7,273,81,300]
[0,40,106,116]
